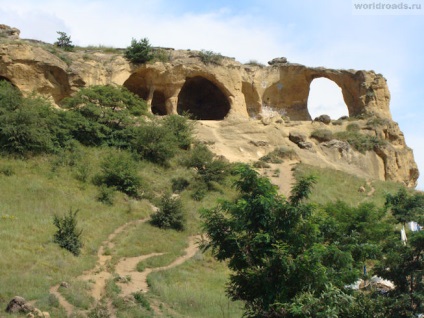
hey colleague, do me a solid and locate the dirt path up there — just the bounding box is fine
[50,214,200,317]
[115,235,200,298]
[78,218,147,301]
[49,284,75,317]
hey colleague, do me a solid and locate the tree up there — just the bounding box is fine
[385,187,424,226]
[53,208,83,256]
[201,165,360,317]
[124,38,154,64]
[54,31,74,51]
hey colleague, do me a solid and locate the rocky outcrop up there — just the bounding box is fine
[0,25,418,187]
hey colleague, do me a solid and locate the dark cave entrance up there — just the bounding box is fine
[177,76,230,120]
[151,91,167,115]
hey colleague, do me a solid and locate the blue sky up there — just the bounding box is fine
[1,0,423,188]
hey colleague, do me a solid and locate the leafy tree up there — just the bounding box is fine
[62,85,148,146]
[54,31,74,51]
[0,85,64,156]
[150,193,186,231]
[201,165,361,317]
[385,187,424,226]
[53,208,83,256]
[124,38,154,64]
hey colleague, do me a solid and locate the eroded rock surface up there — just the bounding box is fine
[0,25,418,187]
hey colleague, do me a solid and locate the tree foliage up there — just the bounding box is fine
[150,194,186,231]
[124,38,154,64]
[54,31,74,51]
[95,151,142,198]
[201,165,364,317]
[53,208,83,256]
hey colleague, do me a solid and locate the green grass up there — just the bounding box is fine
[293,163,403,206]
[0,140,408,317]
[148,252,244,318]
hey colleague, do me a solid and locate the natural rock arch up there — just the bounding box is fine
[177,76,230,120]
[307,77,348,120]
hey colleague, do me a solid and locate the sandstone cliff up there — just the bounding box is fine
[0,25,418,187]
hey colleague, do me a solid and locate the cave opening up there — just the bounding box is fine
[151,91,167,115]
[177,76,230,120]
[307,78,348,120]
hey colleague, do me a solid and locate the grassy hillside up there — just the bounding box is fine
[0,80,414,317]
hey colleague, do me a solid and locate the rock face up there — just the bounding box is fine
[0,25,418,187]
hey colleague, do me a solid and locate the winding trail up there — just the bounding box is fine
[49,215,200,317]
[115,235,200,297]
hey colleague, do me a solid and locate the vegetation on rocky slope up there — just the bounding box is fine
[0,79,422,317]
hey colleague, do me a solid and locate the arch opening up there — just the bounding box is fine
[152,91,167,115]
[242,81,261,118]
[177,76,230,120]
[307,78,348,120]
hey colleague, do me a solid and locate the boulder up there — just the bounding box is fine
[314,114,331,125]
[0,24,20,39]
[5,296,34,313]
[289,132,307,144]
[268,57,288,65]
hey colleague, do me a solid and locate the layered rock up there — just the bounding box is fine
[0,25,418,187]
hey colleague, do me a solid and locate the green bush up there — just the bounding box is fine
[95,151,141,198]
[259,146,298,163]
[124,38,154,64]
[132,292,152,310]
[198,50,224,65]
[346,123,360,132]
[162,114,194,150]
[171,177,190,193]
[183,144,229,186]
[97,185,116,205]
[129,122,177,166]
[62,85,148,146]
[334,130,386,153]
[150,194,186,231]
[53,208,83,256]
[310,129,334,142]
[0,87,64,156]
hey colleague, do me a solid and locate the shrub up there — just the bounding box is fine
[97,185,115,205]
[310,129,334,142]
[171,177,190,193]
[183,144,229,186]
[53,208,83,256]
[95,151,141,198]
[132,292,152,310]
[162,114,194,149]
[129,122,177,166]
[244,60,265,67]
[259,147,298,163]
[124,38,154,64]
[150,194,186,231]
[0,92,64,156]
[0,80,22,111]
[334,131,386,153]
[54,31,74,51]
[346,123,360,132]
[198,50,224,65]
[62,85,148,146]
